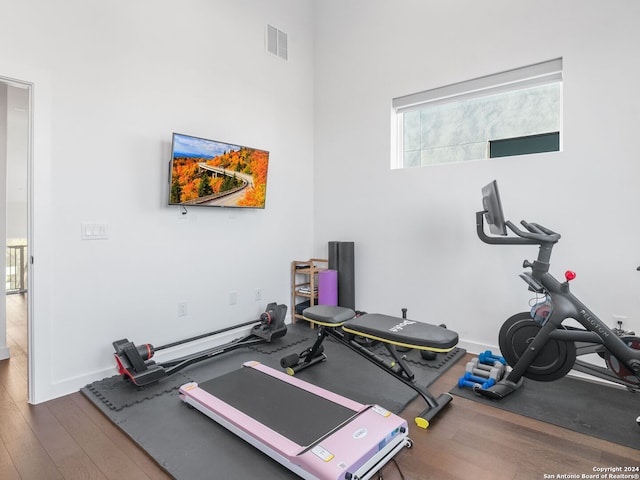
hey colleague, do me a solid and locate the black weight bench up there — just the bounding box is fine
[280,305,459,428]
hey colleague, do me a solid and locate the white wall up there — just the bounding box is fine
[312,0,640,353]
[0,0,315,402]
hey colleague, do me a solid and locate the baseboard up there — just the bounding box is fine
[456,339,498,356]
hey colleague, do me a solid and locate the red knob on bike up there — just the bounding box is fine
[565,270,576,281]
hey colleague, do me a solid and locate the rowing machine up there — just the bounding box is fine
[112,302,287,386]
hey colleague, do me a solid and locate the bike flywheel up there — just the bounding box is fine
[498,312,577,381]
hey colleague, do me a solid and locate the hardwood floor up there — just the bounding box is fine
[1,294,637,479]
[1,295,171,480]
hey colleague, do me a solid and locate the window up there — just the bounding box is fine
[391,58,562,168]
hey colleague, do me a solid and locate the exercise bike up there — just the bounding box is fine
[476,180,640,411]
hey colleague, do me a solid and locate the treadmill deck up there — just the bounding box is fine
[179,361,410,480]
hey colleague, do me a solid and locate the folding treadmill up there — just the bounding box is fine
[179,361,411,480]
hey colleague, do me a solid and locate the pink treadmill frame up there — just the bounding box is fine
[179,361,411,480]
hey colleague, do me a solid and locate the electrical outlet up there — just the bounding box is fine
[255,288,262,301]
[613,315,627,327]
[178,302,188,317]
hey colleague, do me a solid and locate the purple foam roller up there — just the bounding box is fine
[318,269,338,306]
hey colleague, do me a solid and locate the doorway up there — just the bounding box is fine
[1,77,31,401]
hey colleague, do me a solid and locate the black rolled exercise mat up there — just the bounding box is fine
[83,322,465,479]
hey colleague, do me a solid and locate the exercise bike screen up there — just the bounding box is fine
[198,367,359,447]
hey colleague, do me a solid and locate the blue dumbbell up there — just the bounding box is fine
[479,350,501,362]
[486,350,506,363]
[458,375,495,390]
[458,377,482,390]
[479,350,507,365]
[463,372,496,388]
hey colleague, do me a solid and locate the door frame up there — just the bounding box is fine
[1,74,34,403]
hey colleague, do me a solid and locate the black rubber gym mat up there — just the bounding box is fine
[451,375,640,450]
[82,322,465,479]
[84,370,193,411]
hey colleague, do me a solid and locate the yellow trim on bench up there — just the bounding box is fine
[341,326,455,353]
[303,316,455,353]
[303,317,348,328]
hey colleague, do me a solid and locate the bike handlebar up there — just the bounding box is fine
[506,220,561,243]
[476,211,561,246]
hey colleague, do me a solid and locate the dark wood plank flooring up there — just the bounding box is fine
[1,294,637,479]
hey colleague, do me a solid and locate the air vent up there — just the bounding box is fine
[266,24,288,60]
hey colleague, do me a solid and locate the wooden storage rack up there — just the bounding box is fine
[291,258,328,323]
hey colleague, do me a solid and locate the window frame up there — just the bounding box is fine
[391,58,563,169]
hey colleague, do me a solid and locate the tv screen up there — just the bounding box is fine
[168,133,269,209]
[481,180,507,235]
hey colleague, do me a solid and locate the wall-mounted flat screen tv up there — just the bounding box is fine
[168,132,269,209]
